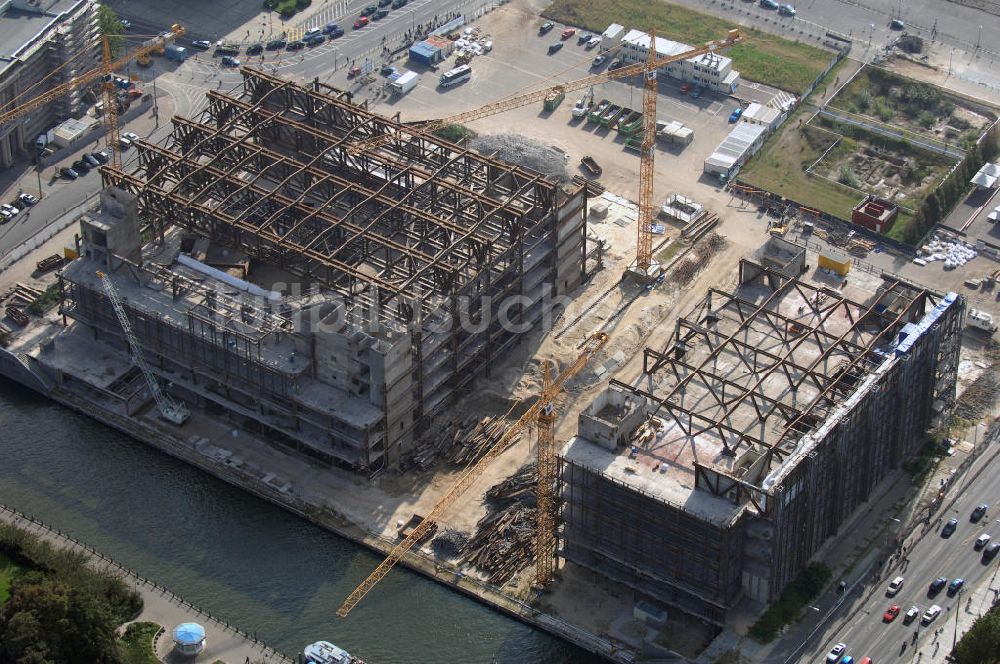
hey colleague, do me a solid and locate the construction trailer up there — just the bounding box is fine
[559,259,963,624]
[48,68,587,474]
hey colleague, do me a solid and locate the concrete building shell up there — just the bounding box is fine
[560,260,963,624]
[0,0,100,168]
[50,68,587,474]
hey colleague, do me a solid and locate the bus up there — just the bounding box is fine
[438,64,472,88]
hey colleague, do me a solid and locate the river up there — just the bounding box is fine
[0,380,599,664]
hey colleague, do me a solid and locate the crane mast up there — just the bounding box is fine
[635,30,661,276]
[97,271,189,425]
[337,333,608,617]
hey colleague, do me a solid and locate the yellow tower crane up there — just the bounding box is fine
[0,24,185,169]
[341,29,742,273]
[337,332,609,617]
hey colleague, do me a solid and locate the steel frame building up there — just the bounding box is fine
[560,260,963,623]
[54,68,586,473]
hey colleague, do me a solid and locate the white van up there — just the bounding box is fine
[922,604,941,625]
[887,576,904,596]
[304,27,322,39]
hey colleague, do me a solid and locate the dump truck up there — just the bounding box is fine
[581,155,602,177]
[164,44,188,62]
[543,90,565,111]
[587,99,609,124]
[389,70,419,96]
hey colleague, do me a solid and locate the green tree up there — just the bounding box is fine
[0,579,123,664]
[96,5,125,58]
[953,602,1000,664]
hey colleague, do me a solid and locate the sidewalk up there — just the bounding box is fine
[0,504,292,664]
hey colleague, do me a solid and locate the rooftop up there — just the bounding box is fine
[0,0,84,62]
[568,260,955,507]
[621,28,732,70]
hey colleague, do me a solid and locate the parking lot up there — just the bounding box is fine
[369,7,777,242]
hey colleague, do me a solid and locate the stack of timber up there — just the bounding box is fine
[448,415,518,466]
[484,462,537,507]
[680,212,720,243]
[5,283,44,309]
[571,175,605,196]
[459,501,536,586]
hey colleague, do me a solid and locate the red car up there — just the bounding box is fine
[561,28,575,40]
[680,83,692,94]
[353,16,369,29]
[883,604,900,622]
[347,64,362,78]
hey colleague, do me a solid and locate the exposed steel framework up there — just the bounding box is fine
[99,67,571,324]
[610,261,950,512]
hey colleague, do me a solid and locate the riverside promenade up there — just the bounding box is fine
[0,503,293,664]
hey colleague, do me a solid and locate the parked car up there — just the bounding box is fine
[561,28,576,40]
[391,0,408,8]
[883,605,900,622]
[729,107,743,123]
[373,7,389,19]
[221,55,240,67]
[689,86,704,99]
[591,54,607,68]
[608,56,625,70]
[246,43,263,56]
[380,65,397,76]
[760,0,779,7]
[360,4,378,16]
[826,643,847,663]
[18,193,38,206]
[328,26,344,38]
[353,16,369,29]
[348,64,362,78]
[539,21,554,34]
[586,36,601,49]
[887,576,904,596]
[91,150,110,164]
[922,604,942,625]
[942,517,959,537]
[118,137,132,149]
[72,159,90,174]
[287,40,305,50]
[839,657,854,664]
[378,0,391,6]
[83,154,100,167]
[266,38,287,50]
[948,578,965,596]
[903,606,920,624]
[971,504,989,522]
[323,22,340,34]
[0,209,11,223]
[680,83,693,94]
[0,204,20,218]
[778,3,796,16]
[60,167,79,180]
[122,132,139,143]
[191,40,212,50]
[890,19,905,30]
[929,577,947,595]
[304,33,325,45]
[577,31,592,43]
[548,41,564,54]
[975,533,992,549]
[304,27,322,40]
[985,542,1000,561]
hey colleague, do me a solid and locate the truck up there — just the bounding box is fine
[586,99,609,124]
[35,128,56,151]
[571,96,592,118]
[389,70,419,96]
[543,90,565,112]
[599,103,624,127]
[967,309,997,333]
[580,155,602,177]
[214,41,240,56]
[164,44,188,62]
[617,111,643,135]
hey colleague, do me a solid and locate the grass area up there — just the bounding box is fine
[741,115,862,218]
[656,240,685,265]
[749,563,832,642]
[27,282,60,316]
[119,622,161,664]
[0,551,25,605]
[545,0,831,92]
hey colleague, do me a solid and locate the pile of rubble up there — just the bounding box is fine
[409,414,519,469]
[954,359,998,421]
[469,134,569,182]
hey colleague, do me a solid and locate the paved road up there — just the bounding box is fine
[804,437,1000,664]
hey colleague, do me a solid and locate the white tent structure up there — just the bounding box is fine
[971,162,1000,189]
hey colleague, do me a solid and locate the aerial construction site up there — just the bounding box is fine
[0,0,990,660]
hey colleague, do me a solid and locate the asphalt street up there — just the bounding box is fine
[802,441,1000,664]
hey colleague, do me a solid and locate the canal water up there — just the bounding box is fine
[0,380,599,663]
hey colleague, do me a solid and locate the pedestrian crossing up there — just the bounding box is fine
[299,0,351,30]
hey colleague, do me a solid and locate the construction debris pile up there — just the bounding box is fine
[1,283,45,328]
[458,464,538,586]
[431,528,469,559]
[814,227,875,258]
[954,354,999,421]
[469,134,569,183]
[452,26,493,64]
[409,414,519,469]
[670,232,727,286]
